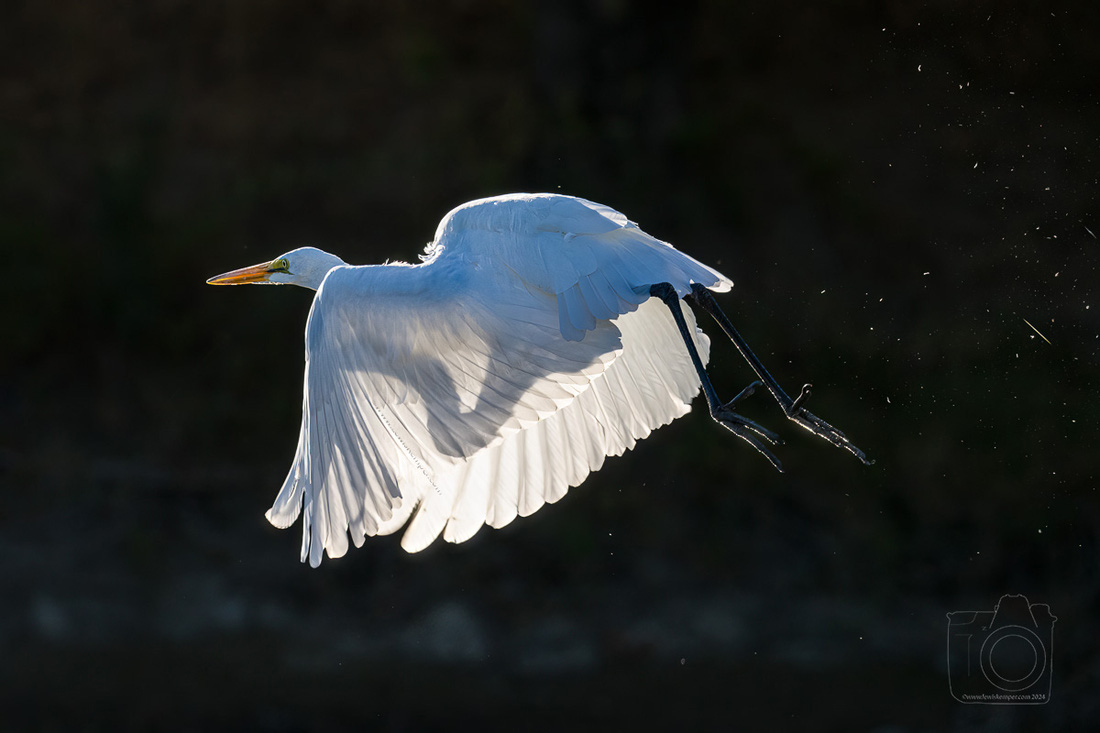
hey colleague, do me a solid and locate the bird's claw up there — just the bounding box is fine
[786,407,873,466]
[713,405,785,472]
[777,383,872,465]
[710,383,871,469]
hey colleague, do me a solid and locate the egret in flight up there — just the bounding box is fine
[209,193,869,566]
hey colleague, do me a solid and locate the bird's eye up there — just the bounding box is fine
[273,258,290,272]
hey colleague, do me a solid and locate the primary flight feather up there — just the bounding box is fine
[209,193,869,566]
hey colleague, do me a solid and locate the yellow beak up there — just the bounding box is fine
[206,261,279,285]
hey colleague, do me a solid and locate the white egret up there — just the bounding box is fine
[209,193,869,566]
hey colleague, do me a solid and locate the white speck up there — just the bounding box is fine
[917,64,922,71]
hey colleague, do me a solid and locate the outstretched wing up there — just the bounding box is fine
[431,193,732,340]
[266,261,623,566]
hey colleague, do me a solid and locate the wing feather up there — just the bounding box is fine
[453,297,710,539]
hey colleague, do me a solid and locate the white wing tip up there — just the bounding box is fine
[400,532,434,554]
[265,506,297,529]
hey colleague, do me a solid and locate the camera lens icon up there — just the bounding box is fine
[979,624,1046,692]
[946,594,1056,704]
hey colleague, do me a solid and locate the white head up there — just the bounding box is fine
[207,246,347,291]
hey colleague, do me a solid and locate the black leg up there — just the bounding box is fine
[686,283,872,466]
[650,283,786,471]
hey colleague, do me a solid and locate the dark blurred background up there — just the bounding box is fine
[2,1,1097,730]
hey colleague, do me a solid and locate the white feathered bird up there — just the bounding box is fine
[209,193,869,566]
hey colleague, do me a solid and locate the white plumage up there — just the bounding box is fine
[210,192,868,566]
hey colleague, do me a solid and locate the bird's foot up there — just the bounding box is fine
[712,404,785,472]
[782,384,873,466]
